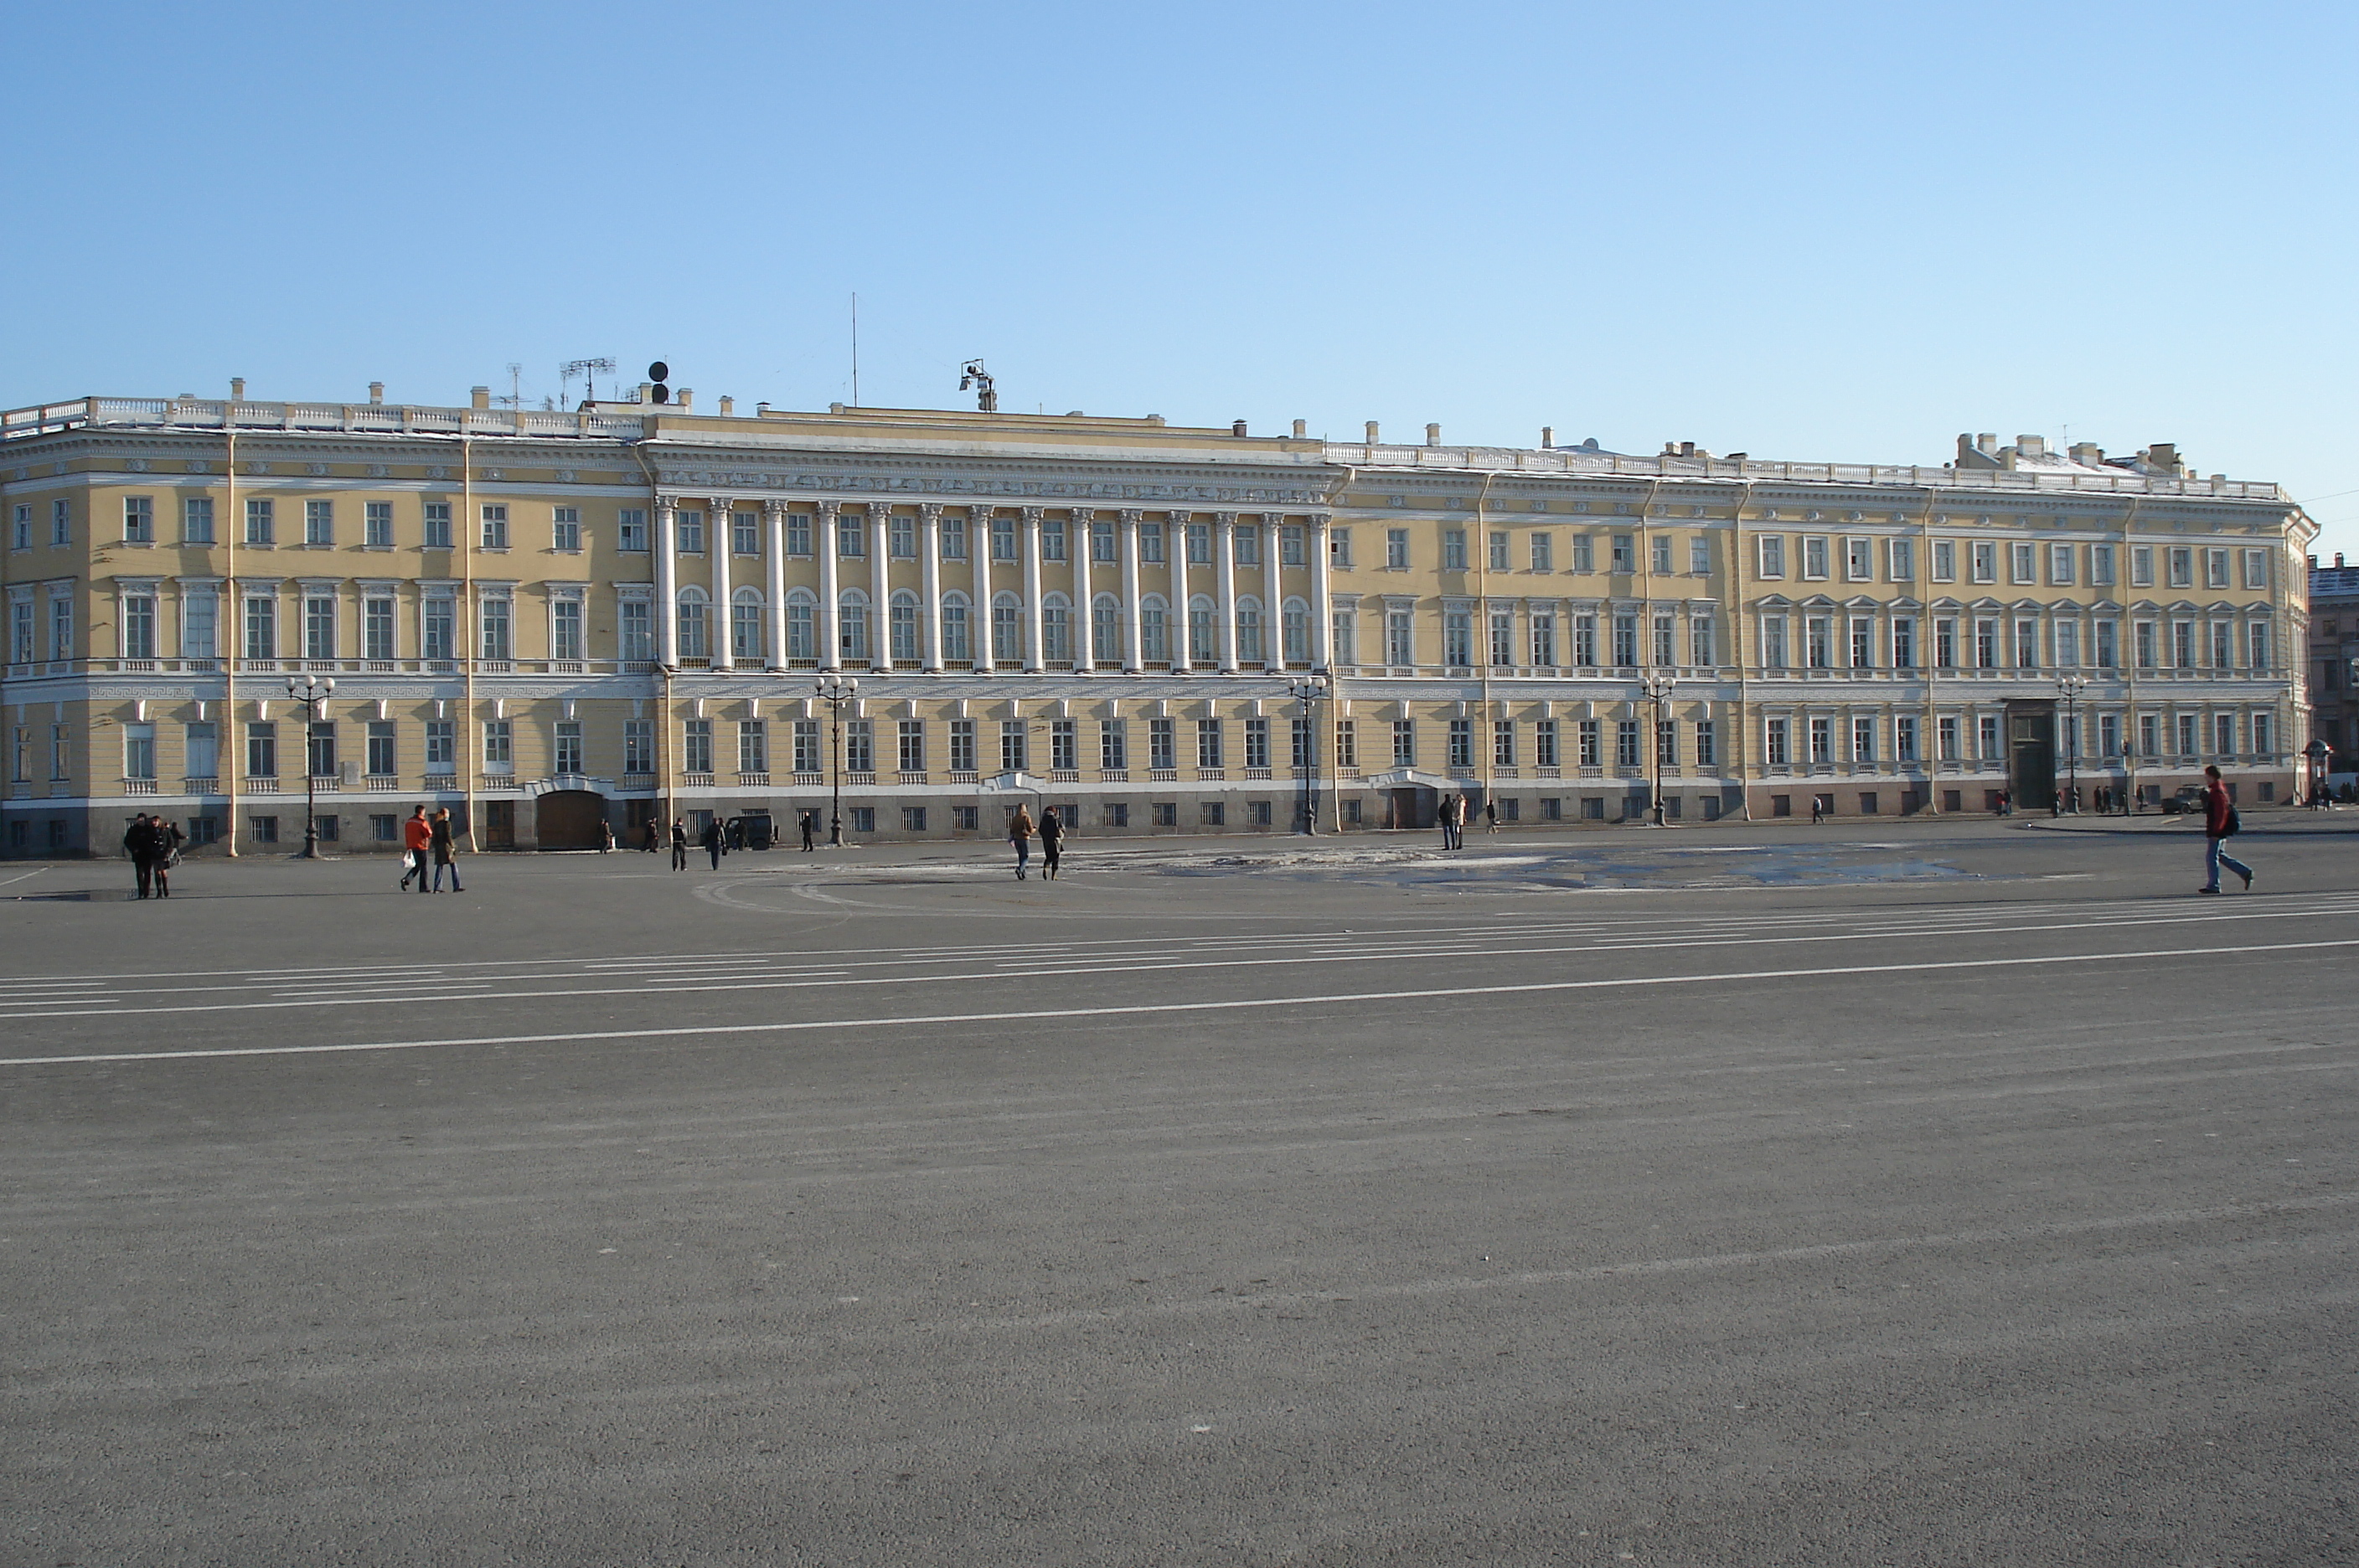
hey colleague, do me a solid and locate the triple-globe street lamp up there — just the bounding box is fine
[1283,671,1331,834]
[1640,668,1675,826]
[814,673,859,846]
[2055,673,2088,815]
[285,672,335,858]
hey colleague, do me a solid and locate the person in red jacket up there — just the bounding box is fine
[399,805,433,893]
[2199,764,2253,895]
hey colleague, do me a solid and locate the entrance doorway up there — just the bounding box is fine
[535,789,607,850]
[1385,785,1437,830]
[2006,702,2057,812]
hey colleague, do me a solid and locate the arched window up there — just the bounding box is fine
[1281,596,1309,666]
[839,588,870,663]
[785,588,817,662]
[1042,592,1072,663]
[731,585,765,663]
[676,585,710,661]
[1188,594,1216,667]
[1139,594,1169,664]
[889,589,920,664]
[990,591,1022,666]
[1236,595,1265,664]
[941,591,972,663]
[1092,593,1122,665]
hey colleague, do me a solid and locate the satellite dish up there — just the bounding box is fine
[648,361,669,382]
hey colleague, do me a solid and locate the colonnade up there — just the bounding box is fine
[651,502,1334,676]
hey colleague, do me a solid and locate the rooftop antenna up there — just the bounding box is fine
[561,357,616,409]
[850,292,859,407]
[958,358,997,413]
[498,362,524,410]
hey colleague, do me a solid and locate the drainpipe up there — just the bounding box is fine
[1474,469,1500,818]
[2120,497,2142,810]
[1918,485,1940,813]
[627,436,669,837]
[1729,478,1755,821]
[224,424,240,855]
[1323,462,1356,833]
[1636,476,1662,822]
[461,432,477,849]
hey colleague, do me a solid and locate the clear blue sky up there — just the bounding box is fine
[4,3,2352,555]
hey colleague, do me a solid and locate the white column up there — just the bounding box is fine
[869,502,891,667]
[709,498,735,670]
[971,507,992,667]
[817,500,842,671]
[1119,508,1143,673]
[653,501,679,668]
[1309,513,1333,668]
[1071,509,1094,674]
[1169,510,1191,669]
[762,501,787,672]
[1214,511,1238,673]
[1263,511,1286,668]
[1021,506,1045,672]
[920,503,943,672]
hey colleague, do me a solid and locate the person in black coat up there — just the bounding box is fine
[122,813,159,899]
[700,816,724,870]
[801,812,817,852]
[152,818,183,898]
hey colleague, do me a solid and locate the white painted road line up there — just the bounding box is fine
[5,935,2355,1068]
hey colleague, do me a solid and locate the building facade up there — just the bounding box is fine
[0,389,2316,855]
[2306,554,2359,787]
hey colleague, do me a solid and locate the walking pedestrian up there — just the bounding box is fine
[1810,796,1824,825]
[600,819,616,854]
[400,804,432,891]
[1039,806,1064,880]
[1484,799,1500,835]
[670,818,689,870]
[2197,763,2253,895]
[701,815,724,870]
[1009,803,1035,879]
[430,807,465,892]
[152,817,182,898]
[643,818,661,853]
[123,813,158,899]
[801,811,817,852]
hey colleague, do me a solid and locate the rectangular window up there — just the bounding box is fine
[2215,713,2236,756]
[1756,535,1785,578]
[245,721,278,778]
[1809,717,1832,765]
[303,595,337,660]
[551,506,582,552]
[2168,547,2193,588]
[1695,720,1716,769]
[1615,720,1642,768]
[677,509,706,554]
[732,510,761,556]
[2173,622,2194,669]
[837,513,866,559]
[423,502,452,549]
[2130,545,2154,586]
[1806,616,1831,670]
[1534,719,1559,768]
[1489,611,1514,668]
[1690,535,1711,575]
[122,721,156,780]
[682,719,713,776]
[1969,540,1996,584]
[1048,719,1078,772]
[2253,712,2273,756]
[1149,718,1174,771]
[1890,617,1914,669]
[1041,516,1067,562]
[1578,719,1601,767]
[736,720,766,776]
[1138,520,1163,563]
[364,597,395,659]
[245,498,276,545]
[1761,615,1788,670]
[2005,541,2033,584]
[1326,527,1350,568]
[1931,539,1955,582]
[364,720,396,777]
[1195,717,1223,770]
[1098,720,1126,771]
[1937,714,1959,762]
[1386,528,1410,569]
[123,496,154,543]
[242,595,276,660]
[1242,716,1269,771]
[181,720,219,780]
[10,502,28,550]
[552,600,584,661]
[180,594,218,660]
[625,720,653,774]
[2242,549,2269,590]
[1442,611,1471,668]
[1332,720,1358,771]
[2049,542,2075,585]
[2248,622,2269,672]
[479,599,511,661]
[1849,618,1873,669]
[1656,720,1676,767]
[1443,529,1467,570]
[121,594,157,659]
[2015,619,2037,669]
[1572,534,1595,573]
[425,720,455,773]
[617,508,648,551]
[1232,524,1259,567]
[794,720,822,774]
[1886,538,1913,581]
[481,720,511,772]
[2089,543,2115,585]
[1448,718,1473,769]
[1530,533,1553,571]
[173,496,214,544]
[991,514,1017,561]
[1392,719,1416,768]
[2055,620,2081,668]
[1489,531,1510,571]
[1802,536,1829,580]
[480,504,508,549]
[1001,720,1027,773]
[1894,715,1918,763]
[1845,538,1871,580]
[1492,719,1515,768]
[1612,534,1635,573]
[51,498,71,545]
[1531,613,1556,668]
[1654,613,1675,668]
[2096,620,2117,669]
[1109,518,1132,564]
[49,596,72,660]
[1386,609,1414,667]
[2211,621,2233,670]
[1613,614,1639,668]
[2204,548,2229,589]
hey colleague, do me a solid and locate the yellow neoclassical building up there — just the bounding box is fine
[0,385,2316,855]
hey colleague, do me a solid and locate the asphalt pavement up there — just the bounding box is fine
[4,817,2353,1565]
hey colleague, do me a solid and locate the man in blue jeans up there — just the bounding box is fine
[2199,764,2253,895]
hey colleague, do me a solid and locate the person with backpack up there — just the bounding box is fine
[2198,764,2253,895]
[1039,806,1065,880]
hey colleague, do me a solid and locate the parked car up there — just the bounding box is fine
[2161,785,2207,815]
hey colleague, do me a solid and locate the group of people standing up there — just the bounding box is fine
[1006,804,1064,879]
[396,805,464,892]
[121,813,183,898]
[1435,794,1494,849]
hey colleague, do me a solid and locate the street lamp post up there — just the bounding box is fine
[2056,673,2087,814]
[814,673,858,846]
[1640,668,1675,826]
[285,672,335,859]
[1284,672,1330,834]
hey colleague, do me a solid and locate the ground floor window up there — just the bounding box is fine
[1103,802,1129,828]
[251,815,280,843]
[902,807,927,833]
